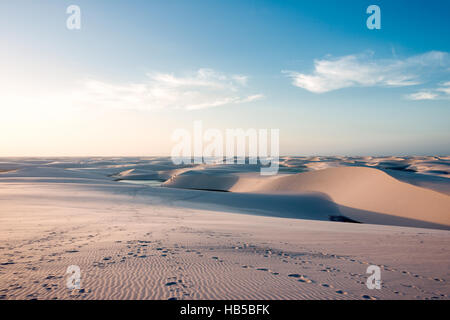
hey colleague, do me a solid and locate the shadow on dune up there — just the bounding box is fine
[160,188,449,230]
[337,204,450,230]
[382,169,450,196]
[171,190,349,222]
[165,171,240,191]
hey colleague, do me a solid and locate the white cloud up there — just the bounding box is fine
[284,51,449,93]
[437,82,450,95]
[72,68,263,110]
[406,81,450,100]
[407,91,439,101]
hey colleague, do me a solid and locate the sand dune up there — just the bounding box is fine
[382,169,450,196]
[164,167,450,229]
[112,168,161,181]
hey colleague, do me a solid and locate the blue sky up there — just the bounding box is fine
[0,0,449,156]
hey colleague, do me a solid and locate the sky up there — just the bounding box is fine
[0,0,449,156]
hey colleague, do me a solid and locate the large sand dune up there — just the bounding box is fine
[164,167,450,229]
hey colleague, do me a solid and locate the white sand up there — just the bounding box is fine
[0,157,449,300]
[165,167,450,229]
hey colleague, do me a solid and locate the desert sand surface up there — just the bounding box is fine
[0,157,449,300]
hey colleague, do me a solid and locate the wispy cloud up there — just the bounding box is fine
[284,51,449,93]
[406,81,450,100]
[407,91,439,101]
[73,68,263,110]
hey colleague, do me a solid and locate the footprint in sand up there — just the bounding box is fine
[336,290,348,295]
[298,277,313,283]
[288,274,314,283]
[165,282,177,286]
